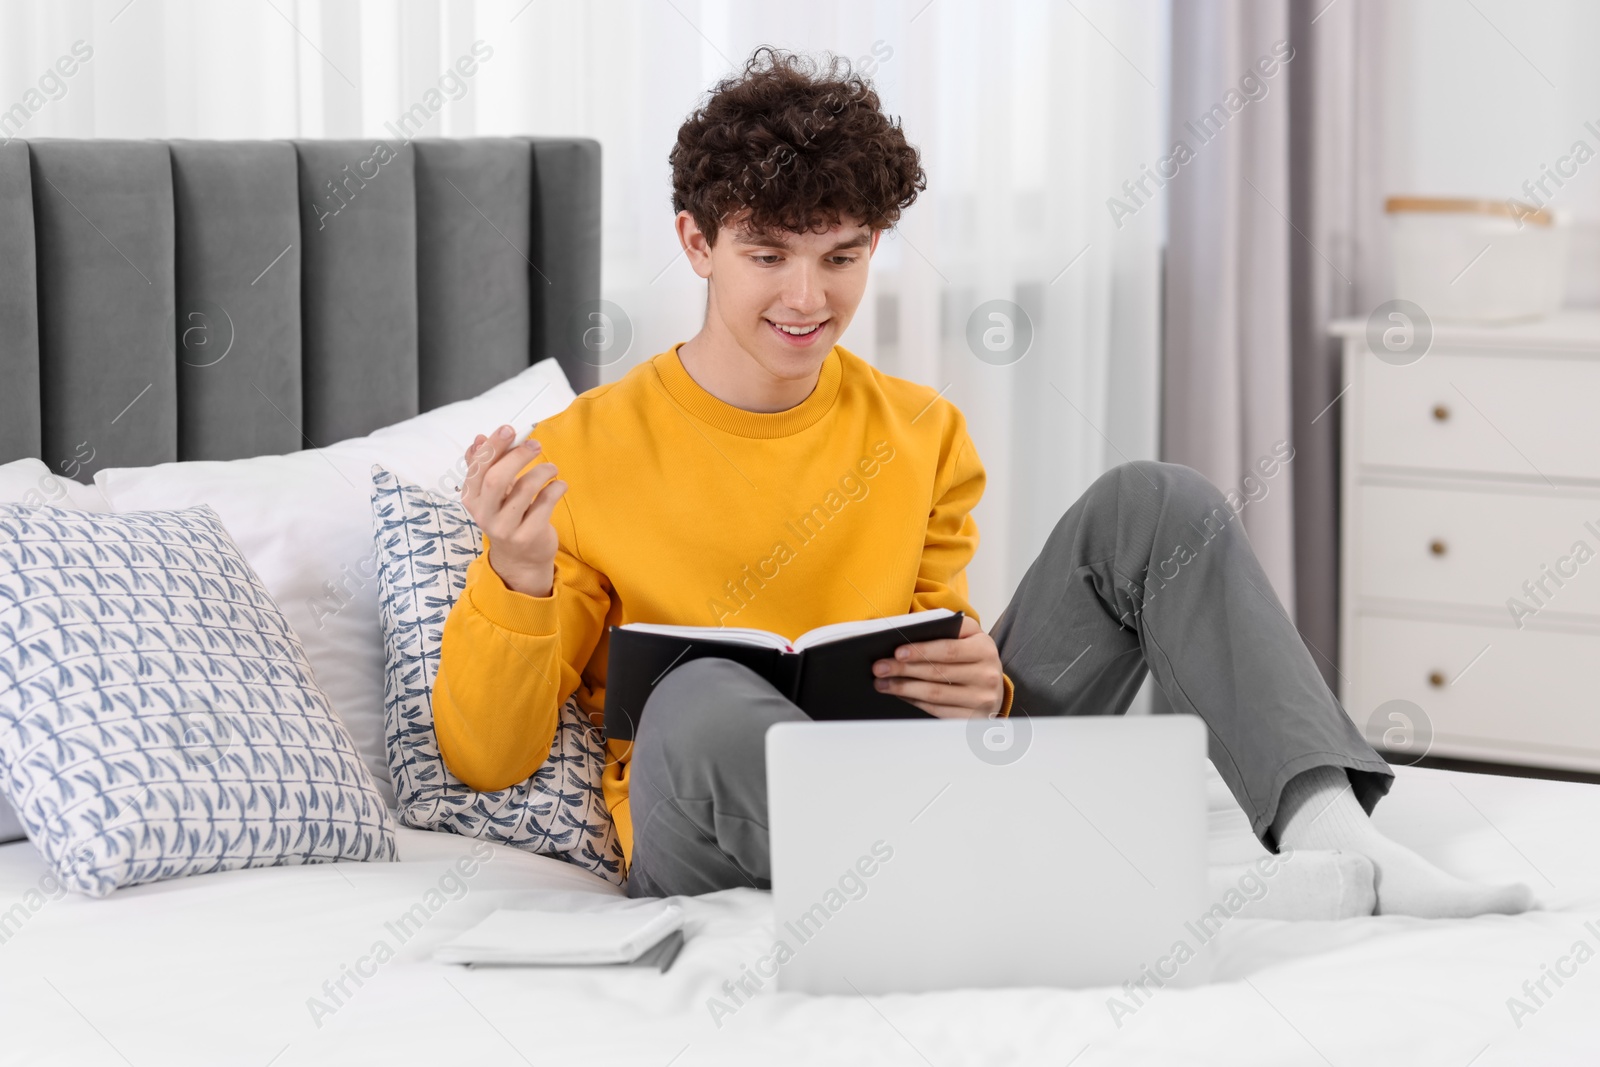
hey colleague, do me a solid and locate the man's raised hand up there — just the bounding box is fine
[459,424,567,598]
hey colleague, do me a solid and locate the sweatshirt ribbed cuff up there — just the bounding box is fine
[998,672,1015,717]
[465,552,560,636]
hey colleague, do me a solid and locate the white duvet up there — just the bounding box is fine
[3,763,1597,1066]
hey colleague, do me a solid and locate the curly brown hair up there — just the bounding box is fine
[670,46,926,246]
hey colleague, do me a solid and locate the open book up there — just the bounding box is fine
[602,608,963,741]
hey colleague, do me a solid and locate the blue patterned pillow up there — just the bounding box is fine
[0,504,397,897]
[370,466,624,885]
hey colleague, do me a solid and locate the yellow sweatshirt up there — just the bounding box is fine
[432,342,1013,870]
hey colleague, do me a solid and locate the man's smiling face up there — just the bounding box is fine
[687,211,882,385]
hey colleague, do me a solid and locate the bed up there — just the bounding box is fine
[1,136,1597,1065]
[2,763,1594,1065]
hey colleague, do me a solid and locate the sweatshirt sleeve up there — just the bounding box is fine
[433,488,612,791]
[910,410,1015,717]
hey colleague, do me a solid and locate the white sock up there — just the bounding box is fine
[1208,849,1375,921]
[1271,765,1535,919]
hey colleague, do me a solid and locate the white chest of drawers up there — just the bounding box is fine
[1334,311,1600,773]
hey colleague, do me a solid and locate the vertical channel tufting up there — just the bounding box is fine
[295,140,419,447]
[30,140,177,481]
[8,136,599,475]
[527,137,602,394]
[413,138,532,409]
[0,143,41,465]
[170,141,303,461]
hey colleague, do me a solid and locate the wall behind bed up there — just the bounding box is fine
[0,135,601,480]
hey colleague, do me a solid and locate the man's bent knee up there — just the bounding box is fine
[1109,460,1230,519]
[638,657,777,761]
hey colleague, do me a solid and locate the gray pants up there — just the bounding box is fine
[624,460,1394,898]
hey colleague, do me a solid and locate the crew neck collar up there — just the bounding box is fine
[651,342,843,439]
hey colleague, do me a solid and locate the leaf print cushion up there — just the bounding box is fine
[0,503,396,897]
[369,465,623,886]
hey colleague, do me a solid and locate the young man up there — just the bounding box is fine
[435,48,1532,917]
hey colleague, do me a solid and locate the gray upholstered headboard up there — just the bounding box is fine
[0,136,601,481]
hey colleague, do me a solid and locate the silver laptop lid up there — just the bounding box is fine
[766,716,1209,995]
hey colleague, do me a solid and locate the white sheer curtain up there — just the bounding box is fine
[1,0,1167,623]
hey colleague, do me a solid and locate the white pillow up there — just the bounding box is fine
[0,457,112,512]
[0,458,114,842]
[93,360,579,810]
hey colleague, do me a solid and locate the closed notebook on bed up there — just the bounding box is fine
[602,609,962,741]
[433,902,685,967]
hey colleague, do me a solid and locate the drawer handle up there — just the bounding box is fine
[1428,670,1447,688]
[1432,404,1450,422]
[1429,539,1448,556]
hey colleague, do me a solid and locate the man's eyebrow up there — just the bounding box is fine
[732,230,873,251]
[827,232,873,250]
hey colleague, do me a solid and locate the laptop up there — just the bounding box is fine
[765,715,1210,995]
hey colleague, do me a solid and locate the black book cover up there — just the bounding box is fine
[602,612,964,741]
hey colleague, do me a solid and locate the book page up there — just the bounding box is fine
[621,622,793,652]
[790,608,958,653]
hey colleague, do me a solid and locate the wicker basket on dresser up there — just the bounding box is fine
[1334,311,1600,774]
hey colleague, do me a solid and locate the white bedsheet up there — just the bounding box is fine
[3,764,1597,1066]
